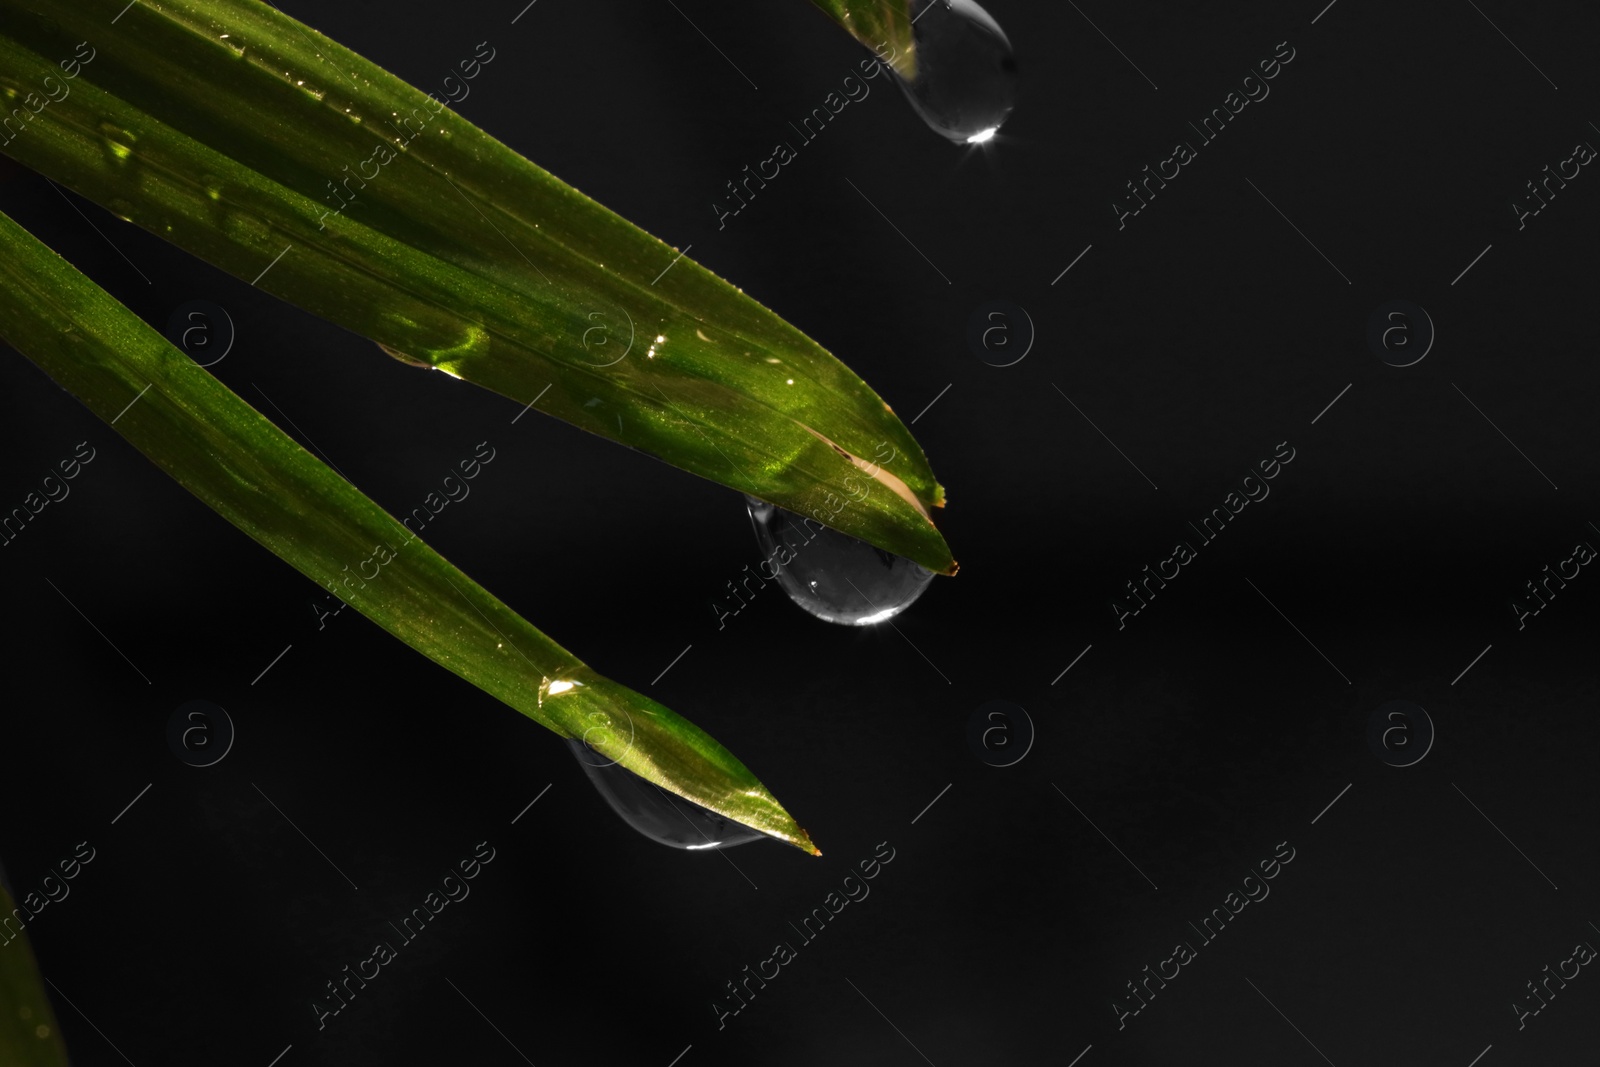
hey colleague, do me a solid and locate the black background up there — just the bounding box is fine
[3,1,1599,1065]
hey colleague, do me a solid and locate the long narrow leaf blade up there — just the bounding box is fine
[0,875,70,1067]
[0,206,819,855]
[807,0,918,79]
[0,0,955,574]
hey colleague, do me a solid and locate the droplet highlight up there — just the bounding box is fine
[744,495,933,625]
[98,120,137,164]
[895,0,1018,143]
[565,740,770,850]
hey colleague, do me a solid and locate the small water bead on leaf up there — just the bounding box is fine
[374,341,432,368]
[745,495,934,626]
[98,120,137,164]
[895,0,1019,144]
[564,739,771,850]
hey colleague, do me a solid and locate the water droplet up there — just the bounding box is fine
[431,323,490,364]
[744,495,933,625]
[565,739,770,850]
[98,120,136,164]
[106,197,136,222]
[375,341,431,368]
[201,174,225,201]
[375,311,490,367]
[895,0,1018,143]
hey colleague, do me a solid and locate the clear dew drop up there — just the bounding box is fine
[98,120,136,164]
[564,739,770,850]
[895,0,1018,144]
[375,341,432,368]
[744,495,933,625]
[326,98,362,124]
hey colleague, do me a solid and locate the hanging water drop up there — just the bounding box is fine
[744,495,933,625]
[565,739,771,850]
[894,0,1018,144]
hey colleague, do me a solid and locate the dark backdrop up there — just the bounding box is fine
[3,1,1598,1065]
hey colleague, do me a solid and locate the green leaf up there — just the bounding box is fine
[807,0,919,80]
[0,0,955,575]
[0,204,819,855]
[0,875,71,1067]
